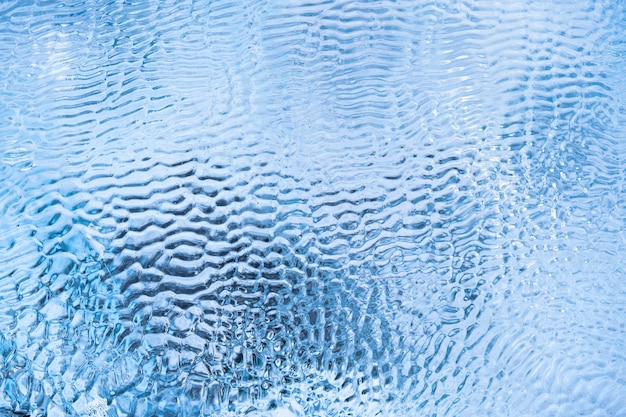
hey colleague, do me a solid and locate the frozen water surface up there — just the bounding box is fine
[0,0,625,416]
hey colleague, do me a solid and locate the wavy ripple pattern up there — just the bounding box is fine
[1,1,625,416]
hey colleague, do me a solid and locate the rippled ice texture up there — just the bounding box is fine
[1,0,625,416]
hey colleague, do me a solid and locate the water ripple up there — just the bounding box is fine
[1,0,625,416]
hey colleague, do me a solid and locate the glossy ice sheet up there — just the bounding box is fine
[0,1,625,416]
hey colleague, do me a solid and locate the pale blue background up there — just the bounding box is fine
[0,1,625,416]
